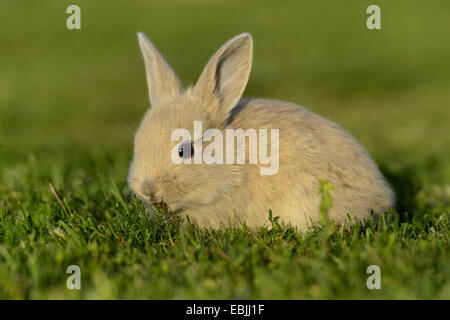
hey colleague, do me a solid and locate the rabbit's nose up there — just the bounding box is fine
[141,179,159,202]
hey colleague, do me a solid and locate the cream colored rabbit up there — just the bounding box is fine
[127,32,395,231]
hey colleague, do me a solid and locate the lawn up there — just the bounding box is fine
[0,0,449,299]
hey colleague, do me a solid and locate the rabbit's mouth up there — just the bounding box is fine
[151,200,184,217]
[152,200,168,212]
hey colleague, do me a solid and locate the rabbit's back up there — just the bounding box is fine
[226,98,394,229]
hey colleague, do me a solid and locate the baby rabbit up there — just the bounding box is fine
[128,32,395,231]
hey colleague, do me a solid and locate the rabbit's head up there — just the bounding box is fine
[128,32,253,214]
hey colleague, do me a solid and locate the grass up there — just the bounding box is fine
[0,0,449,299]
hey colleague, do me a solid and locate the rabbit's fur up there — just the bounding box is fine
[128,32,395,231]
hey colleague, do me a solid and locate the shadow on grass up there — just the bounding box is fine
[380,164,422,223]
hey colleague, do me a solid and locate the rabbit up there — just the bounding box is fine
[127,32,395,231]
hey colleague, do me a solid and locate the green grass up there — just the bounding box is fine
[0,0,449,299]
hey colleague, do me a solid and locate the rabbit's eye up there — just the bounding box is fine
[178,142,194,159]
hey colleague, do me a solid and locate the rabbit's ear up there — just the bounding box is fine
[138,32,183,107]
[194,33,253,117]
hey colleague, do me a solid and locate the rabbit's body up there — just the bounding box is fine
[128,32,394,231]
[179,97,393,230]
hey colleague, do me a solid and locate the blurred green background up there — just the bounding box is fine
[1,0,449,161]
[0,0,449,299]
